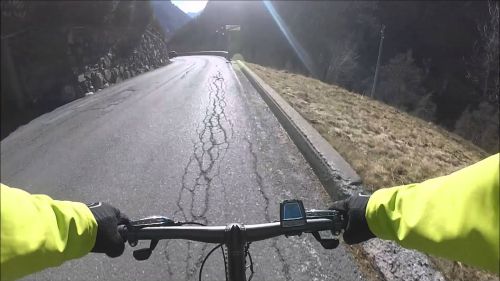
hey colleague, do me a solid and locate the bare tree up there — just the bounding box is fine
[455,101,499,152]
[322,38,359,86]
[375,50,428,111]
[466,0,499,102]
[455,0,499,152]
[480,0,499,101]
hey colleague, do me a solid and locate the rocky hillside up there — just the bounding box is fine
[151,1,190,40]
[1,1,188,139]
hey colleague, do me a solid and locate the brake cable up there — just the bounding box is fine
[179,221,207,226]
[222,245,228,281]
[244,243,255,281]
[198,241,255,281]
[198,243,224,281]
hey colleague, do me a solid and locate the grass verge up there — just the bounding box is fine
[246,62,497,281]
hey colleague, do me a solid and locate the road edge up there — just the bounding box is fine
[236,60,363,200]
[235,60,446,281]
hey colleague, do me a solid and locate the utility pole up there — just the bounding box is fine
[370,24,385,98]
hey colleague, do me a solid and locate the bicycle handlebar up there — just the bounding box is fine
[118,208,344,281]
[119,218,338,244]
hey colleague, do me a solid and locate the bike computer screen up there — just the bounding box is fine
[280,200,306,228]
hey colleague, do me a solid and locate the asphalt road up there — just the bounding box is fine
[1,56,366,281]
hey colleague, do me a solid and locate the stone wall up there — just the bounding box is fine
[1,1,171,138]
[66,26,170,101]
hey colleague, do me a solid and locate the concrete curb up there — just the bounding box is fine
[236,60,363,200]
[235,60,446,281]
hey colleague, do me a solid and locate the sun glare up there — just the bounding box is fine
[171,0,208,14]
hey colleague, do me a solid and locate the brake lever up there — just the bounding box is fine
[123,216,178,260]
[311,231,339,249]
[305,209,343,249]
[133,239,159,261]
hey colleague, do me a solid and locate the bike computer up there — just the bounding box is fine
[280,199,306,228]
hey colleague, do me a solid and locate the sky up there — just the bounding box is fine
[171,0,208,14]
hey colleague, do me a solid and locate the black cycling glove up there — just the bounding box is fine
[330,194,375,244]
[87,202,129,258]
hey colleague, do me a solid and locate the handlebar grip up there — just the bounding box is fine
[305,209,345,233]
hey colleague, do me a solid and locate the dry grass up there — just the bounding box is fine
[246,62,498,281]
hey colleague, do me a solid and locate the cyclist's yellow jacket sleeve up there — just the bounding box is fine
[366,153,499,273]
[0,184,97,280]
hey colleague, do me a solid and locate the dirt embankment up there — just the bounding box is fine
[247,62,496,281]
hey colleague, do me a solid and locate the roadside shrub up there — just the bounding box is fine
[454,101,499,153]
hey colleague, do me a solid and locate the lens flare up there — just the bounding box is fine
[263,1,317,77]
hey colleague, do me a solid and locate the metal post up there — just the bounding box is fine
[226,25,230,54]
[370,25,385,98]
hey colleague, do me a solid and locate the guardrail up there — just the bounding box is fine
[171,51,229,59]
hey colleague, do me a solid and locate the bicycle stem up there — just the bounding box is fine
[225,223,247,281]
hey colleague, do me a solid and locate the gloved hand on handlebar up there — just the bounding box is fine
[87,202,129,257]
[329,194,375,244]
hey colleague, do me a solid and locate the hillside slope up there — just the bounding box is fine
[170,1,498,152]
[247,63,487,189]
[246,62,496,281]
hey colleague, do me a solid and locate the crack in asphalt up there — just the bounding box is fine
[244,137,291,280]
[244,136,270,222]
[163,65,291,280]
[273,240,292,281]
[163,241,175,280]
[166,69,233,280]
[228,66,294,280]
[174,70,233,222]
